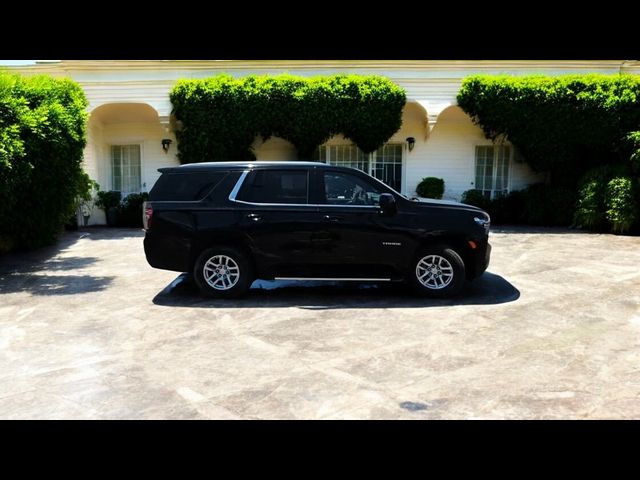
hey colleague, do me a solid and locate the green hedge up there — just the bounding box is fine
[169,74,406,163]
[0,72,88,252]
[457,74,640,184]
[574,165,639,233]
[462,185,575,226]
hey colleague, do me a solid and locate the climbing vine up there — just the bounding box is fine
[169,73,406,163]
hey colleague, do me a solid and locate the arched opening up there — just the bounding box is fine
[84,102,178,224]
[252,136,298,161]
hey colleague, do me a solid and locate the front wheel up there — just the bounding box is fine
[410,245,466,298]
[193,246,253,299]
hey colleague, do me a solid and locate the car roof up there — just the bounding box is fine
[158,161,349,173]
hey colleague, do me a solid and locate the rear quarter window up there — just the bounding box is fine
[149,172,227,201]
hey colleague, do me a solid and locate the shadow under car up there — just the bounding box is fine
[152,272,520,309]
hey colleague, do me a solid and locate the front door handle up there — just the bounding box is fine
[323,215,342,222]
[246,213,262,222]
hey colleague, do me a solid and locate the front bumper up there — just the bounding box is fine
[481,242,491,275]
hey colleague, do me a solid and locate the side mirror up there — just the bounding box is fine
[378,193,396,214]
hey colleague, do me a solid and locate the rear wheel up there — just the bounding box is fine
[193,246,253,298]
[410,245,465,298]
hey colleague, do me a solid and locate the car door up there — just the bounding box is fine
[311,169,409,279]
[231,167,320,278]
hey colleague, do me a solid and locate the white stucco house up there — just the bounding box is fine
[9,60,640,225]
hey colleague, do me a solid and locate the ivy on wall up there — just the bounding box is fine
[457,74,640,233]
[169,74,406,163]
[456,74,640,184]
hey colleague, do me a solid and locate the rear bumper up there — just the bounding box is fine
[144,232,191,273]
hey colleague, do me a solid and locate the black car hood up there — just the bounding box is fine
[409,197,486,214]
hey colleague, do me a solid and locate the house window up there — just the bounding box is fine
[111,145,141,195]
[373,143,403,192]
[313,143,403,192]
[475,145,510,199]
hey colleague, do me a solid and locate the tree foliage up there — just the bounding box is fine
[0,72,88,252]
[169,74,406,163]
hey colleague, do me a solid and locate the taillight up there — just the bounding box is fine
[143,201,153,230]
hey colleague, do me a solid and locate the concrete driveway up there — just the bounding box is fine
[1,226,639,419]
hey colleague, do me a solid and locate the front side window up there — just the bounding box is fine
[322,171,382,206]
[475,145,510,199]
[111,145,141,195]
[237,169,308,204]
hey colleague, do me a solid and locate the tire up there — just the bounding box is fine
[410,244,466,298]
[193,246,253,299]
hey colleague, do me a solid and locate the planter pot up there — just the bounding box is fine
[106,207,119,227]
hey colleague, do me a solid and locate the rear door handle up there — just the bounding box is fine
[323,215,342,222]
[246,213,262,222]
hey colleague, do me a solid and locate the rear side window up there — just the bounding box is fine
[149,172,227,201]
[237,170,308,204]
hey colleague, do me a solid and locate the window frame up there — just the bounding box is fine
[228,168,399,208]
[474,145,512,199]
[110,143,143,195]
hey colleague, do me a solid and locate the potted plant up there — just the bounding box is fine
[95,190,122,227]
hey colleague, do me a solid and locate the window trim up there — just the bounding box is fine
[474,145,512,199]
[110,143,143,194]
[315,142,405,194]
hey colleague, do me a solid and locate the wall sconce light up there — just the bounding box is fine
[161,138,173,153]
[406,137,416,152]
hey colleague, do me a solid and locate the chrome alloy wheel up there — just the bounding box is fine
[203,255,240,290]
[416,254,454,289]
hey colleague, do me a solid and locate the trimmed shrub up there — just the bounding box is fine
[169,74,406,163]
[605,177,637,234]
[573,165,635,233]
[521,184,576,226]
[117,192,149,228]
[488,190,526,225]
[463,185,575,226]
[95,190,122,226]
[0,72,88,251]
[460,189,491,211]
[574,178,607,230]
[95,191,122,211]
[416,177,445,199]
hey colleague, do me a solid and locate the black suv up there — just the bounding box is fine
[143,161,491,298]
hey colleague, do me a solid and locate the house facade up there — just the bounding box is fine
[10,60,640,225]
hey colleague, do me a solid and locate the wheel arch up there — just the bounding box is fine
[189,232,256,273]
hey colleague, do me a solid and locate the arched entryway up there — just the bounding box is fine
[84,103,178,224]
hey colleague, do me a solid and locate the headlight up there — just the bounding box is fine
[474,216,490,232]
